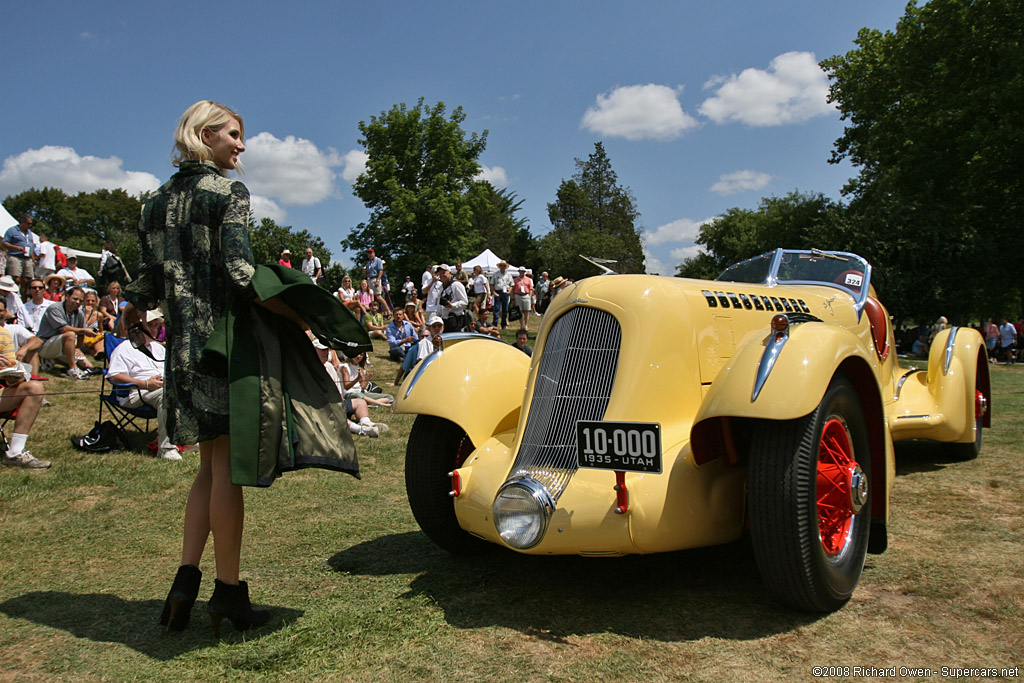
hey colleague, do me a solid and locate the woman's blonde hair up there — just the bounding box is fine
[172,100,245,170]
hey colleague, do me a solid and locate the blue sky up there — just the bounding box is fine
[0,1,902,276]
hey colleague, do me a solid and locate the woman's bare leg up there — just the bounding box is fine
[180,434,243,584]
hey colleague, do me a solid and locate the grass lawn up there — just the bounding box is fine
[1,333,1021,682]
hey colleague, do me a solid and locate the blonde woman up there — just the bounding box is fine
[127,100,299,636]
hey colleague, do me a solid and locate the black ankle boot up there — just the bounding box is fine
[158,564,202,631]
[206,579,270,637]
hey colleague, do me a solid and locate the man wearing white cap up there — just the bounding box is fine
[437,264,469,331]
[107,310,181,460]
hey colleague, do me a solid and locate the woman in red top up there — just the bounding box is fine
[42,274,65,302]
[512,267,534,332]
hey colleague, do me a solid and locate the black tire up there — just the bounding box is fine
[748,375,872,612]
[405,415,491,555]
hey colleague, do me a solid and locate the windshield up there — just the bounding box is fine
[717,248,873,317]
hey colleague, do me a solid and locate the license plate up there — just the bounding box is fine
[576,421,662,473]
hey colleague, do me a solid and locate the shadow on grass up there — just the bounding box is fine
[329,531,824,642]
[0,592,302,658]
[894,440,972,475]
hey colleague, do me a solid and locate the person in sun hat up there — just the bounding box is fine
[42,273,65,302]
[278,249,292,268]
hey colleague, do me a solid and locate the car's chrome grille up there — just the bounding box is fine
[507,307,621,500]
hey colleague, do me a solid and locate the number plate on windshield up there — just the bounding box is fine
[576,421,662,473]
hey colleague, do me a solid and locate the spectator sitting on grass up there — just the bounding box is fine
[313,339,388,437]
[468,307,500,337]
[386,308,417,362]
[364,300,387,341]
[0,309,48,469]
[513,329,532,357]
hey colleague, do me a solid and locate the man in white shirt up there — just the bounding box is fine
[421,266,434,292]
[56,255,95,290]
[106,310,180,460]
[21,278,53,332]
[423,265,444,316]
[490,261,514,329]
[300,248,323,283]
[438,264,469,331]
[35,235,57,281]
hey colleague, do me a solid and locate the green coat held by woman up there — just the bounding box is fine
[203,264,373,487]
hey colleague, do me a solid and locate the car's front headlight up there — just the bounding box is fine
[492,476,555,549]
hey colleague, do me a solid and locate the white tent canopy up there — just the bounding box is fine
[0,204,17,232]
[460,248,528,275]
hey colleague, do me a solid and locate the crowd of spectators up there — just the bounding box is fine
[901,315,1024,365]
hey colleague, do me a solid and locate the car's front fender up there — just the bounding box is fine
[694,322,879,425]
[393,335,530,448]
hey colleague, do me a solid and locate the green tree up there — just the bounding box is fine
[675,191,846,279]
[539,142,644,281]
[342,99,488,278]
[821,0,1024,320]
[465,181,537,266]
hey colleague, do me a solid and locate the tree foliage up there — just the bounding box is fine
[821,0,1024,321]
[342,99,488,278]
[538,142,644,281]
[249,216,331,268]
[465,181,537,267]
[675,192,846,280]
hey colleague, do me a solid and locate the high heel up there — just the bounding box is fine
[206,579,270,637]
[158,564,202,631]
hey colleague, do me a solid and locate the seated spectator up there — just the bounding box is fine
[468,307,500,337]
[56,255,95,291]
[513,329,533,357]
[0,314,48,469]
[106,310,181,460]
[79,291,109,359]
[393,315,444,386]
[43,274,65,302]
[340,351,394,406]
[386,308,417,362]
[404,299,424,330]
[364,300,387,341]
[24,286,95,379]
[23,278,54,332]
[312,339,388,437]
[911,334,928,357]
[336,276,362,316]
[98,281,125,331]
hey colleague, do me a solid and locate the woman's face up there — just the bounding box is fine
[202,117,245,170]
[342,278,352,288]
[108,283,121,297]
[84,294,98,307]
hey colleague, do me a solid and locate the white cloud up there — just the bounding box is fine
[698,51,835,127]
[0,146,161,198]
[243,132,341,206]
[249,195,287,223]
[710,170,773,195]
[643,248,668,276]
[340,149,368,184]
[475,165,508,186]
[581,84,699,141]
[671,245,704,262]
[645,217,708,246]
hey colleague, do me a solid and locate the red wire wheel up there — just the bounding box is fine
[816,418,864,557]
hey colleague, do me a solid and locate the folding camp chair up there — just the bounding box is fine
[98,334,157,439]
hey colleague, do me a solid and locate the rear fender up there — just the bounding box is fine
[393,335,530,448]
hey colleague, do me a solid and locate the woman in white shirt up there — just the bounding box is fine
[471,265,490,312]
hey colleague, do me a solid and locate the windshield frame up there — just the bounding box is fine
[716,248,873,321]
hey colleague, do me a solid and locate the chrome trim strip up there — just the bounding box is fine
[752,328,789,402]
[403,348,442,399]
[894,368,923,400]
[943,326,959,376]
[438,331,508,345]
[896,414,936,421]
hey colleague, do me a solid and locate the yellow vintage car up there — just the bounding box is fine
[395,249,990,612]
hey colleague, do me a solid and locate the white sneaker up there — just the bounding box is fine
[358,424,380,438]
[66,368,89,380]
[2,451,51,469]
[371,422,390,434]
[157,448,183,461]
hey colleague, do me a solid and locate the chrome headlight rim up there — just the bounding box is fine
[492,476,555,550]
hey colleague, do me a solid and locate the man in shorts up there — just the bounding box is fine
[3,213,36,296]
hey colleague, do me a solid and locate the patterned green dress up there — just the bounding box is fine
[126,160,256,444]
